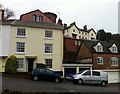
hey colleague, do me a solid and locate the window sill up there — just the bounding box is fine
[15,52,25,55]
[44,53,53,56]
[44,37,53,40]
[16,36,26,38]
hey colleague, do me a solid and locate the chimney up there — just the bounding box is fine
[57,18,63,26]
[84,25,87,31]
[44,12,57,23]
[0,9,4,20]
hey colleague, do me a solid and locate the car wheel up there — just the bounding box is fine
[78,79,83,85]
[55,78,60,83]
[101,81,106,87]
[33,76,38,81]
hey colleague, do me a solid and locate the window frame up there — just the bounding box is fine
[110,57,118,66]
[45,44,53,54]
[16,42,25,53]
[45,59,52,68]
[97,57,103,64]
[96,45,103,52]
[17,28,26,37]
[17,58,24,70]
[45,30,53,39]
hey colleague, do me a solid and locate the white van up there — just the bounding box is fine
[72,70,108,86]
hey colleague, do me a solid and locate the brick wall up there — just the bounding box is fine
[93,53,120,70]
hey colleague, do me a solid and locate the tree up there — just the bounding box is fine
[0,3,15,20]
[96,29,112,41]
[5,55,18,74]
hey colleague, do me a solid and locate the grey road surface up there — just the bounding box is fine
[1,76,120,93]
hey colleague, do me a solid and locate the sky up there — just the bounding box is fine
[0,0,119,34]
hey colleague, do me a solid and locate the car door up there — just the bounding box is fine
[39,68,46,80]
[92,71,101,84]
[45,69,54,81]
[82,70,92,84]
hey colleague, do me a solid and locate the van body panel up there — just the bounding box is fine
[72,70,108,86]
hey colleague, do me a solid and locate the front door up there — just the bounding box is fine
[27,59,34,72]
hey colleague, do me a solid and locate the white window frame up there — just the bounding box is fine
[16,42,25,53]
[97,45,103,52]
[97,57,103,64]
[110,57,118,66]
[111,46,118,53]
[17,28,26,37]
[17,58,24,70]
[45,30,53,39]
[45,59,52,68]
[45,44,53,53]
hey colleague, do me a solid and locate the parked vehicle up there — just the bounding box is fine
[72,70,108,86]
[65,73,74,80]
[32,68,63,83]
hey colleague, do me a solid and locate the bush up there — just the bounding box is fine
[5,55,18,74]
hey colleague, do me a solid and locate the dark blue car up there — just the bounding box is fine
[32,68,63,83]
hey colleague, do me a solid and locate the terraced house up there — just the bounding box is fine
[0,9,63,73]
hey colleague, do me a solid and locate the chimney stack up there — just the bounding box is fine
[84,25,87,31]
[0,9,4,20]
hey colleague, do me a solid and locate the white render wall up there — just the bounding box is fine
[0,25,11,56]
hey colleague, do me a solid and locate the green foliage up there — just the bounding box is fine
[5,55,18,74]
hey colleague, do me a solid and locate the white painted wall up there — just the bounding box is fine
[0,25,11,56]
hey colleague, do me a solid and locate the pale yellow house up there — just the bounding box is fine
[64,22,96,40]
[0,15,63,73]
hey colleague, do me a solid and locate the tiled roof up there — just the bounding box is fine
[83,40,120,54]
[0,20,64,30]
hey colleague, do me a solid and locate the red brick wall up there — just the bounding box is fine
[93,53,120,70]
[20,10,52,23]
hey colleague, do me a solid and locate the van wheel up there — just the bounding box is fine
[33,76,38,81]
[101,81,106,86]
[78,79,83,84]
[55,78,60,83]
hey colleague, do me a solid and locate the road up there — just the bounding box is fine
[1,76,120,93]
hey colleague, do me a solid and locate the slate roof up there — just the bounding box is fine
[0,20,64,30]
[83,40,120,54]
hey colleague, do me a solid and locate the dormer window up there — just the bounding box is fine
[96,45,103,52]
[110,44,118,53]
[94,42,103,52]
[33,14,43,22]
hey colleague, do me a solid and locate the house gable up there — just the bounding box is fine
[20,9,52,23]
[76,42,92,60]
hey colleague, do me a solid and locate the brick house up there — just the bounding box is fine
[63,37,120,83]
[78,40,120,83]
[63,37,92,77]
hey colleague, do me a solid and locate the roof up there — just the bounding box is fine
[64,22,96,34]
[83,40,120,54]
[0,20,64,30]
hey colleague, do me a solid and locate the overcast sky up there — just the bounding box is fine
[0,0,119,34]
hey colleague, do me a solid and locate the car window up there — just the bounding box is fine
[93,71,100,76]
[39,69,46,74]
[83,71,91,76]
[46,69,54,74]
